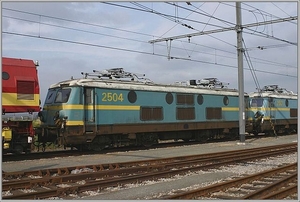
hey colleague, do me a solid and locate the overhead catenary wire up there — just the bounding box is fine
[129,2,237,54]
[4,3,297,47]
[242,39,261,92]
[200,2,221,32]
[130,2,192,29]
[271,2,292,18]
[2,3,297,80]
[4,6,296,70]
[150,2,297,47]
[242,2,297,25]
[2,6,236,47]
[2,7,154,38]
[127,1,240,51]
[135,2,205,38]
[3,14,296,70]
[102,2,230,30]
[165,2,237,47]
[105,2,240,48]
[3,31,297,79]
[245,43,294,51]
[221,2,297,26]
[2,14,237,61]
[166,2,235,27]
[243,29,297,46]
[2,1,297,102]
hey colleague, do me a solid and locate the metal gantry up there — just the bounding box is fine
[148,16,297,44]
[148,3,297,142]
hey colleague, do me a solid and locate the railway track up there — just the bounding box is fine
[165,163,297,200]
[2,143,297,199]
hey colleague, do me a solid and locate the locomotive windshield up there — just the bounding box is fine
[54,88,71,103]
[251,98,264,107]
[45,88,71,104]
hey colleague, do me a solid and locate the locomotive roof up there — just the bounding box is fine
[2,57,37,67]
[50,77,247,97]
[249,91,297,99]
[2,57,39,91]
[249,85,297,99]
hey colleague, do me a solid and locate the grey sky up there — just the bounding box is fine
[2,1,298,105]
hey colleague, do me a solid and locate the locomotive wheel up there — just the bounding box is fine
[182,138,190,142]
[194,132,209,143]
[140,133,158,147]
[90,142,106,151]
[89,136,110,151]
[74,145,89,151]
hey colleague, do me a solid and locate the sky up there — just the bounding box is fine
[1,1,298,106]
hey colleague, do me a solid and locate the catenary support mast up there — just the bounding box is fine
[236,2,245,142]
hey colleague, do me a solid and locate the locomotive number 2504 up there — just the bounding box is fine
[102,92,124,102]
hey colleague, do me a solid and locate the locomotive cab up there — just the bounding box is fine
[2,57,40,154]
[249,85,297,136]
[38,86,72,147]
[38,83,103,150]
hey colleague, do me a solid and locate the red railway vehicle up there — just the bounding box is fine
[2,57,40,153]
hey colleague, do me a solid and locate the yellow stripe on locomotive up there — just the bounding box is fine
[2,93,40,106]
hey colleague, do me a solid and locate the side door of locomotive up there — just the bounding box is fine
[268,97,276,120]
[83,87,97,133]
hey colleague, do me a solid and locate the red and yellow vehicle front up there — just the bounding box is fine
[2,57,40,153]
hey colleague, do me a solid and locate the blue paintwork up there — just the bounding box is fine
[41,85,243,127]
[249,96,297,120]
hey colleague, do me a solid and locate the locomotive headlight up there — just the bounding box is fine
[61,116,68,131]
[28,136,33,143]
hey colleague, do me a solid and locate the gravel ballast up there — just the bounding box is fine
[2,134,297,173]
[78,152,297,200]
[1,134,298,200]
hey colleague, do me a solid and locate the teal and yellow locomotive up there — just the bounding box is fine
[38,68,249,151]
[248,85,297,136]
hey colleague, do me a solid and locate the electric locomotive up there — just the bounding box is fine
[248,85,297,135]
[2,57,40,153]
[38,68,249,151]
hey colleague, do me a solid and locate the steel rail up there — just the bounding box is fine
[242,172,297,199]
[3,142,296,178]
[3,144,296,191]
[2,145,296,191]
[260,184,298,199]
[2,144,297,199]
[166,163,297,199]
